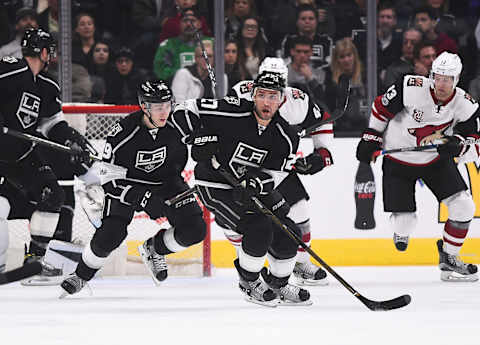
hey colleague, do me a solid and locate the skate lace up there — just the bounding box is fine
[279,283,301,298]
[447,254,469,269]
[151,252,168,271]
[250,279,269,294]
[296,262,317,276]
[67,275,86,291]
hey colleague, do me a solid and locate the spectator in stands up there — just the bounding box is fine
[159,2,212,43]
[236,16,271,79]
[0,7,38,59]
[413,41,436,77]
[104,46,151,105]
[89,40,112,103]
[153,7,212,82]
[37,0,59,34]
[413,5,457,55]
[72,12,96,73]
[224,0,257,41]
[287,36,326,105]
[377,1,403,85]
[315,0,336,38]
[224,39,251,88]
[279,4,333,70]
[330,0,363,40]
[324,38,367,134]
[171,40,228,102]
[382,27,422,92]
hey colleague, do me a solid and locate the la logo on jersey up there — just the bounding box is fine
[135,146,166,173]
[16,92,41,129]
[229,142,268,177]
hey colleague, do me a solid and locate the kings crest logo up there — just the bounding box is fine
[16,92,41,129]
[135,147,166,173]
[229,142,268,178]
[412,109,424,123]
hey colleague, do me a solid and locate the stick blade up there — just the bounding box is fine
[360,294,412,311]
[0,262,43,285]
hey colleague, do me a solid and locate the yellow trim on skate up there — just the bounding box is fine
[126,238,480,268]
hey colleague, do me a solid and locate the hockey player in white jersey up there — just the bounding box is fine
[356,52,479,282]
[228,57,332,285]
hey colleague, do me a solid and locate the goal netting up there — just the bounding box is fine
[6,103,212,277]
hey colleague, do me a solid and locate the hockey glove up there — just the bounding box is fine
[437,135,467,158]
[260,190,290,219]
[190,128,219,162]
[356,128,383,163]
[233,169,274,206]
[123,185,165,219]
[294,148,333,175]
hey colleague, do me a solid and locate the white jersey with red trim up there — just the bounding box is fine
[370,75,479,165]
[229,80,333,150]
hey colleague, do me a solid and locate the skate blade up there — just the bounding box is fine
[293,276,329,286]
[21,275,64,286]
[277,298,313,306]
[137,244,162,286]
[243,296,278,308]
[441,270,479,282]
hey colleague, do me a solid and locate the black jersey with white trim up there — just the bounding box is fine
[0,56,62,161]
[172,97,299,188]
[102,111,187,200]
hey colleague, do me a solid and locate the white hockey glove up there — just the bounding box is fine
[78,184,104,228]
[78,161,127,186]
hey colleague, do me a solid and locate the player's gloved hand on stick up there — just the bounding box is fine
[356,128,383,163]
[260,190,290,219]
[124,185,165,219]
[233,169,274,205]
[437,135,466,158]
[67,141,92,166]
[190,128,219,162]
[294,147,333,175]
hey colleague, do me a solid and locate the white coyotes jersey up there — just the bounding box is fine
[377,75,479,164]
[230,80,333,150]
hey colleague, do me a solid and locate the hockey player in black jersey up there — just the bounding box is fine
[0,28,92,278]
[172,71,312,306]
[60,80,207,296]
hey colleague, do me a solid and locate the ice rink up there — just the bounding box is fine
[1,266,478,345]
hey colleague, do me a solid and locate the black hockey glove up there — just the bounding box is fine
[294,148,333,175]
[190,128,219,162]
[356,128,383,163]
[260,189,290,219]
[233,169,274,206]
[124,185,165,219]
[437,135,466,158]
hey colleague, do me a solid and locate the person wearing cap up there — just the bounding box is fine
[104,46,151,105]
[0,7,38,59]
[153,6,213,82]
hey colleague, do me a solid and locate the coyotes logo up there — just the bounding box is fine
[408,121,452,146]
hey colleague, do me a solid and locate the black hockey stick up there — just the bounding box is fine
[0,262,42,285]
[165,186,198,206]
[376,137,480,156]
[211,157,411,311]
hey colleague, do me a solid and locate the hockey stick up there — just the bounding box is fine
[165,186,198,206]
[0,262,42,285]
[376,137,480,156]
[211,157,411,311]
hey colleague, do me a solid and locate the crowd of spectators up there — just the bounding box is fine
[1,0,480,136]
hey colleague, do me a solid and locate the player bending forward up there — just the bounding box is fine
[228,57,332,286]
[172,71,313,306]
[356,52,479,282]
[60,80,206,295]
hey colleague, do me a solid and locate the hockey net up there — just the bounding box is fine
[6,103,212,277]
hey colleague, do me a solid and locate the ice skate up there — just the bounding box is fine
[21,247,63,286]
[393,232,409,251]
[138,238,168,285]
[261,267,312,306]
[293,261,328,286]
[437,240,478,282]
[234,259,277,307]
[59,273,91,298]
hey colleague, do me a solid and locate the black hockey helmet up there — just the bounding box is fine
[137,80,173,106]
[253,71,286,94]
[21,28,56,59]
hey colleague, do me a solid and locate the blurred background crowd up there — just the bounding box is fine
[1,0,480,136]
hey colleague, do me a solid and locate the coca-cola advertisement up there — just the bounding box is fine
[354,162,376,229]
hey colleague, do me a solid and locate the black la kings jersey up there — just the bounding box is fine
[102,111,188,199]
[172,96,299,188]
[0,56,64,161]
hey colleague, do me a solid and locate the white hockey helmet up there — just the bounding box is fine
[259,57,288,84]
[430,51,462,89]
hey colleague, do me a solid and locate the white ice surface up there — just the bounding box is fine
[1,266,479,345]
